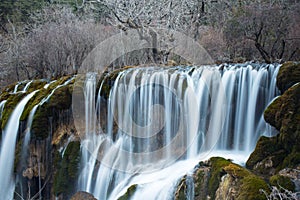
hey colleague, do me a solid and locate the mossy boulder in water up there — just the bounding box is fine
[247,64,300,194]
[277,61,300,93]
[117,184,137,200]
[0,92,26,129]
[248,83,300,174]
[210,157,268,200]
[174,157,269,200]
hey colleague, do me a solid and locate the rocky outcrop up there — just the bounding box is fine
[71,191,97,200]
[246,61,300,195]
[175,157,269,200]
[276,62,300,93]
[247,84,300,174]
[0,76,81,200]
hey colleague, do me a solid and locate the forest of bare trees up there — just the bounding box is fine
[0,0,299,88]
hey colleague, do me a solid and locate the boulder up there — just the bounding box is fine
[277,61,300,93]
[70,191,97,200]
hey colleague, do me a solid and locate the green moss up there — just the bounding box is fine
[236,175,269,200]
[207,157,270,200]
[278,84,300,152]
[277,61,300,93]
[208,157,231,199]
[246,136,282,169]
[31,105,49,139]
[20,76,75,139]
[48,75,72,91]
[281,151,300,169]
[1,92,26,129]
[223,163,251,178]
[117,184,137,200]
[0,82,16,96]
[269,175,295,191]
[26,80,47,93]
[53,141,81,197]
[264,98,282,130]
[48,85,72,110]
[14,139,23,172]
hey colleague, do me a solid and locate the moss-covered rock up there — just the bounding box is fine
[48,84,73,110]
[31,105,50,139]
[277,62,300,93]
[246,136,286,174]
[269,175,295,191]
[247,65,300,195]
[117,184,137,200]
[207,157,231,199]
[236,175,269,200]
[53,141,81,197]
[70,191,97,200]
[1,92,26,129]
[249,83,300,174]
[264,83,300,135]
[183,157,270,200]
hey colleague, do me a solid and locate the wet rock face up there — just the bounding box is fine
[215,174,238,200]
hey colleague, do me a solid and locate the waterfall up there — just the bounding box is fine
[0,77,74,199]
[0,90,38,200]
[12,80,32,94]
[77,63,280,199]
[13,81,23,93]
[22,80,33,92]
[0,100,6,119]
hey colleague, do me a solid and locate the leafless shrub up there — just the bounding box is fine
[260,185,300,200]
[223,1,300,63]
[0,4,116,82]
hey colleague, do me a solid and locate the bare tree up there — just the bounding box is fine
[223,1,300,62]
[82,0,213,63]
[20,5,115,79]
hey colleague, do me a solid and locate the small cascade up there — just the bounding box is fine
[0,100,7,148]
[22,105,39,159]
[77,73,99,192]
[60,135,76,157]
[0,90,38,200]
[0,100,7,119]
[13,81,23,93]
[186,174,195,200]
[40,78,74,105]
[0,77,74,199]
[22,80,33,92]
[78,64,280,199]
[43,80,57,89]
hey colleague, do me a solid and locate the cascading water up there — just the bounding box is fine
[13,81,23,93]
[77,63,280,199]
[22,80,33,92]
[0,77,75,199]
[0,90,38,200]
[0,100,6,119]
